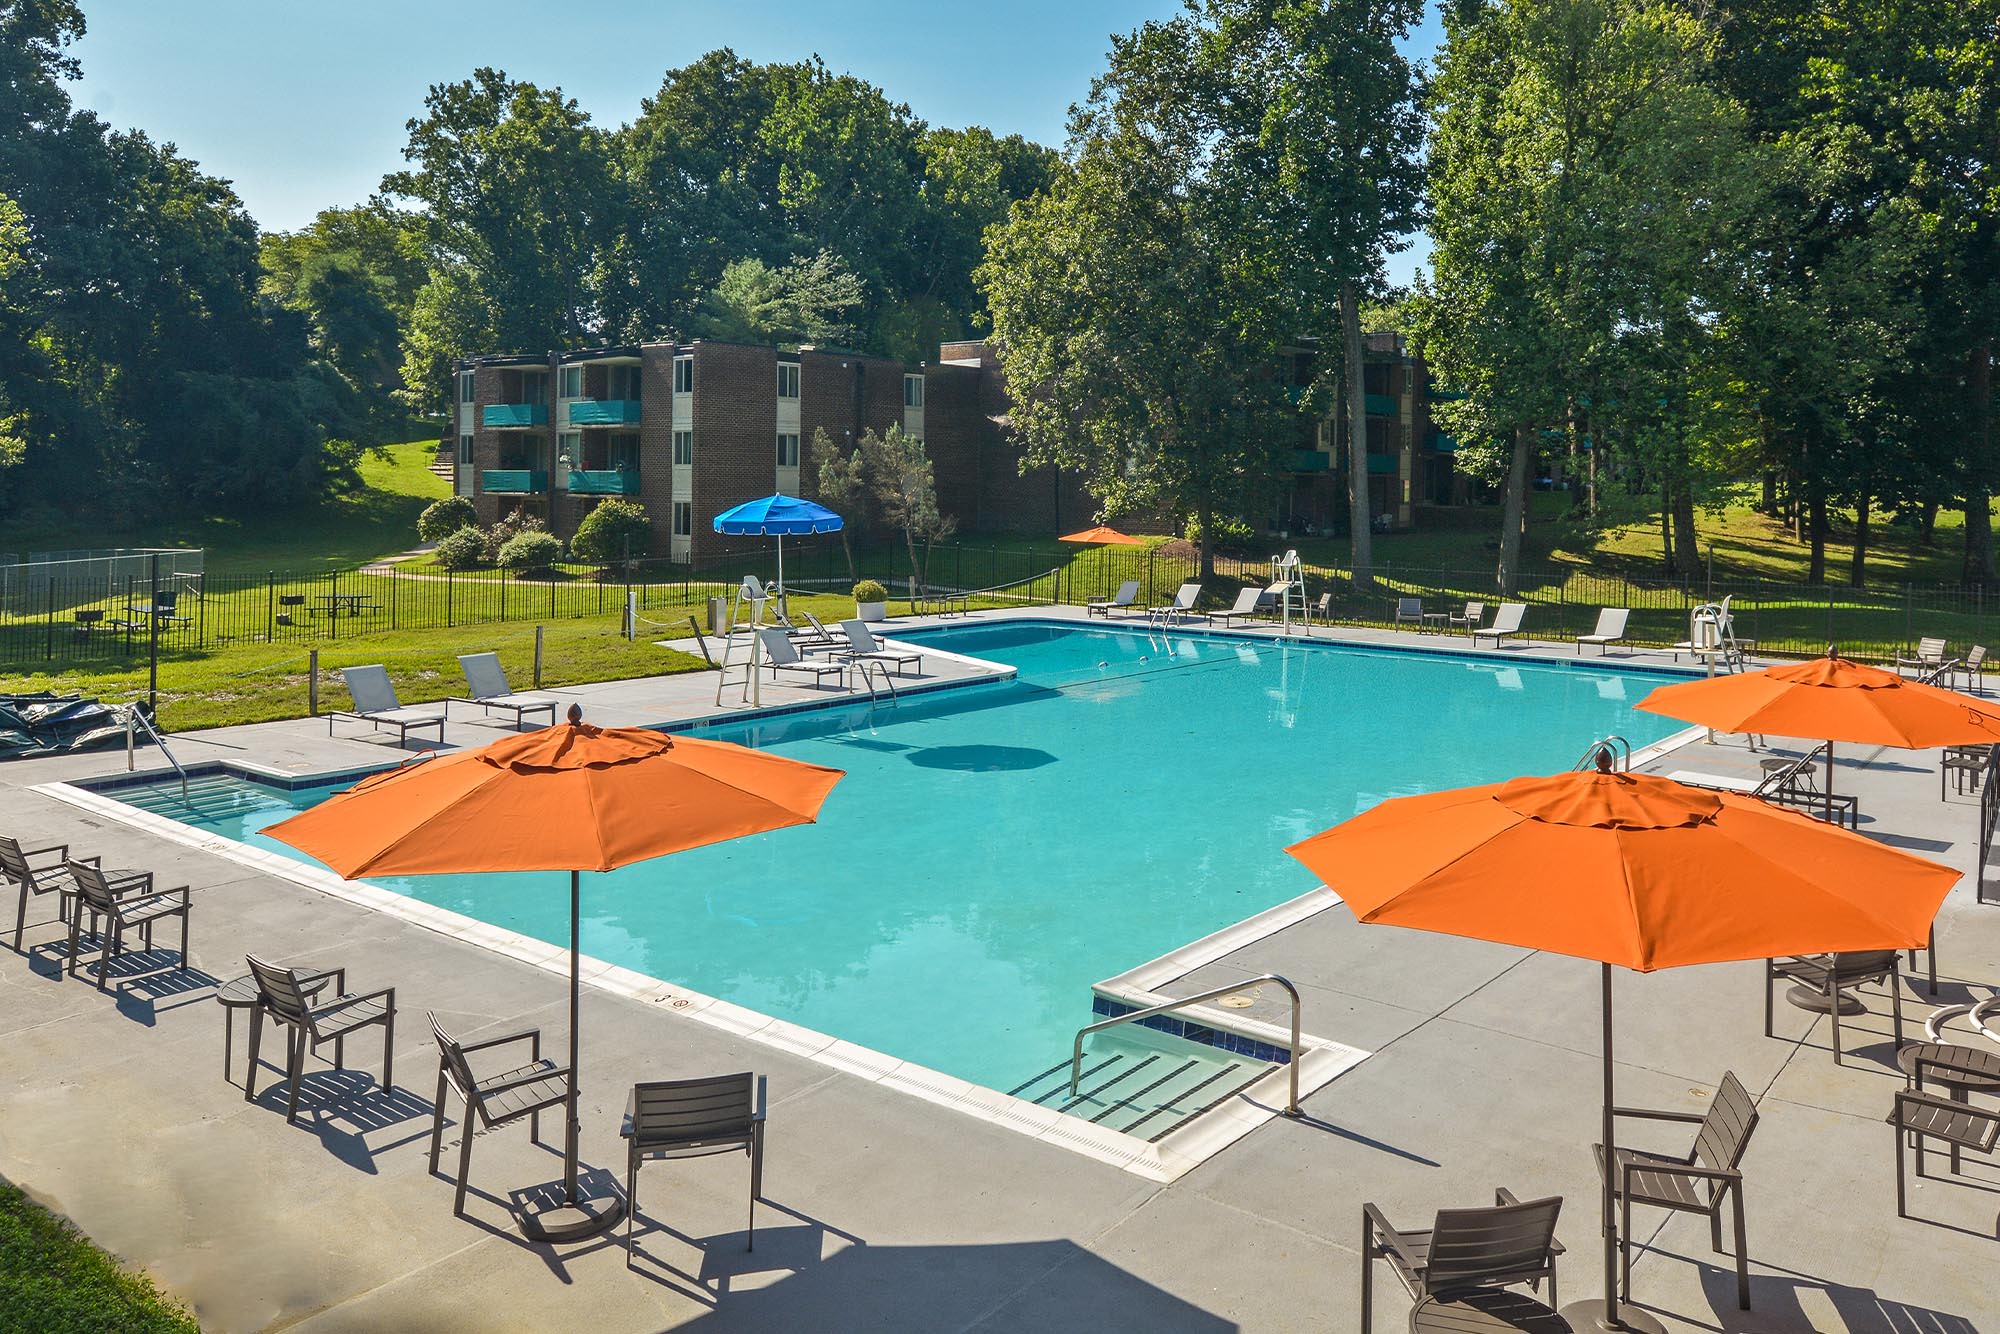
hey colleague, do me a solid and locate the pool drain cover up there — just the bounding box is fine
[1218,993,1256,1009]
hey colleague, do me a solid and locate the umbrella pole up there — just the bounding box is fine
[1825,741,1834,824]
[565,866,581,1200]
[776,534,786,620]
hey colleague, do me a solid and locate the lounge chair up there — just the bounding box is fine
[1962,644,1988,693]
[5,835,145,952]
[1764,950,1902,1065]
[1576,608,1630,656]
[64,861,190,990]
[328,665,446,746]
[1595,1070,1758,1312]
[837,620,923,676]
[1892,1085,2000,1224]
[1446,600,1484,634]
[428,1012,572,1218]
[1210,585,1269,627]
[1148,583,1206,626]
[1393,597,1424,628]
[622,1073,767,1265]
[1360,1188,1563,1330]
[756,629,847,689]
[1471,603,1526,648]
[795,612,847,652]
[1087,580,1141,618]
[1896,636,1951,680]
[244,954,397,1124]
[449,653,558,730]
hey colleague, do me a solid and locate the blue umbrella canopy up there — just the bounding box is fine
[711,493,844,536]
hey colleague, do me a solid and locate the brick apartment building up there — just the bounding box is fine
[452,339,1090,562]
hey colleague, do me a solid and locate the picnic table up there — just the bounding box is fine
[314,593,379,618]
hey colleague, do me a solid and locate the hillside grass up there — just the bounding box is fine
[0,1180,197,1334]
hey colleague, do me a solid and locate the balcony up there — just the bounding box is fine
[1367,453,1400,476]
[1428,432,1459,453]
[566,470,639,496]
[1364,393,1399,417]
[482,403,547,429]
[1289,449,1331,473]
[481,469,548,494]
[565,400,642,427]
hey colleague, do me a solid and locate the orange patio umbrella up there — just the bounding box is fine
[267,707,842,1240]
[1287,756,1957,1332]
[1059,525,1146,545]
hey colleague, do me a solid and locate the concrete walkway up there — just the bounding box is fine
[2,614,1996,1331]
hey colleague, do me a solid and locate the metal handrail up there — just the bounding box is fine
[854,658,898,706]
[124,704,188,800]
[1068,973,1303,1118]
[1572,735,1632,772]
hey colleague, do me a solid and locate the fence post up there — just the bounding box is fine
[147,554,160,715]
[308,649,319,716]
[447,567,454,627]
[1903,583,1911,653]
[196,572,206,648]
[267,572,275,642]
[549,568,557,619]
[534,624,544,688]
[500,568,508,622]
[329,569,339,641]
[390,564,398,629]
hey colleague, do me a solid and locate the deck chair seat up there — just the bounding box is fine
[758,629,847,688]
[328,665,446,745]
[245,955,396,1124]
[1472,604,1527,648]
[1577,608,1630,655]
[1211,585,1271,627]
[1896,637,1951,679]
[1446,601,1485,633]
[1595,1145,1711,1210]
[835,620,923,675]
[449,652,558,730]
[1087,580,1141,617]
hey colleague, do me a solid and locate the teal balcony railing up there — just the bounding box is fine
[565,399,642,427]
[481,469,548,494]
[482,403,547,428]
[1364,393,1399,417]
[1366,453,1400,475]
[1428,432,1459,452]
[565,470,638,495]
[1289,449,1331,473]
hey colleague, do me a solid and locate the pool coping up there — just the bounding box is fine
[34,617,1705,1184]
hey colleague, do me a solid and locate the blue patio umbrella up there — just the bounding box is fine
[711,494,844,605]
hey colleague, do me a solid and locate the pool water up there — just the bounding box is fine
[114,622,1686,1091]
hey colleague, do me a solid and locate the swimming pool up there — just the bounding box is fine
[102,621,1688,1093]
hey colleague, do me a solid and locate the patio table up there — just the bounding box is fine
[215,968,330,1084]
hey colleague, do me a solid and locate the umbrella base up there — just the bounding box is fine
[1560,1299,1668,1334]
[519,1190,625,1243]
[1786,983,1866,1016]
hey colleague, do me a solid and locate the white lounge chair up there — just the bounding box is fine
[1087,580,1142,618]
[1393,597,1424,628]
[328,665,446,745]
[1211,585,1271,627]
[1576,608,1630,656]
[1471,603,1526,648]
[449,652,559,729]
[1896,636,1952,680]
[757,629,847,689]
[1446,601,1484,634]
[836,620,923,676]
[1148,583,1206,625]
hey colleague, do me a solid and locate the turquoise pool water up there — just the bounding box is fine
[110,623,1686,1091]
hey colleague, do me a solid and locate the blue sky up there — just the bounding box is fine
[69,0,1438,284]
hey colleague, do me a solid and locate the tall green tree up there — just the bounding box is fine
[692,250,866,348]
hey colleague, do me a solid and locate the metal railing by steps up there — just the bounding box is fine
[1069,974,1302,1119]
[123,705,187,800]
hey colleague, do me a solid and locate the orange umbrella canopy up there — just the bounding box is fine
[267,717,844,876]
[1285,765,1957,971]
[1634,651,2000,748]
[1059,525,1145,545]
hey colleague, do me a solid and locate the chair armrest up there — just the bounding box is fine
[460,1028,541,1056]
[475,1064,568,1098]
[1624,1159,1740,1188]
[753,1074,768,1123]
[1611,1105,1706,1124]
[21,843,71,864]
[1360,1202,1424,1269]
[110,876,169,901]
[293,966,348,994]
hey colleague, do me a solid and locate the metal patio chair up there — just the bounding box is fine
[1764,950,1904,1065]
[427,1012,572,1217]
[244,954,397,1123]
[622,1073,767,1265]
[1892,1086,2000,1224]
[1446,600,1485,634]
[64,860,189,990]
[5,834,145,952]
[1595,1070,1758,1311]
[1360,1188,1563,1330]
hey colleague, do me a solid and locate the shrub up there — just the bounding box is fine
[852,579,888,603]
[482,509,547,562]
[1184,514,1255,554]
[416,496,477,543]
[433,525,486,570]
[498,529,565,574]
[570,499,651,564]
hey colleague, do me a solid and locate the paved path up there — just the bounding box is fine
[2,613,1996,1331]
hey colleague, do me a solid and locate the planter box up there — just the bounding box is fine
[857,601,887,623]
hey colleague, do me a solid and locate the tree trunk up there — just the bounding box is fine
[1341,281,1374,590]
[1849,474,1870,588]
[1921,499,1938,545]
[1964,338,1996,585]
[839,529,857,586]
[1659,484,1674,575]
[1196,499,1215,581]
[1807,487,1828,584]
[1497,425,1532,595]
[1671,481,1699,581]
[1760,470,1777,514]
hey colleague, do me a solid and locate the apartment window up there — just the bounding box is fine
[457,434,473,465]
[776,363,800,399]
[622,365,642,401]
[458,371,475,404]
[673,430,693,466]
[672,501,693,537]
[558,431,581,466]
[903,374,924,409]
[559,366,583,399]
[520,371,545,403]
[673,356,693,394]
[776,432,800,468]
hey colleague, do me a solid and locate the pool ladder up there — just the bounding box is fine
[852,658,900,707]
[1069,973,1303,1118]
[1573,735,1631,772]
[123,704,188,800]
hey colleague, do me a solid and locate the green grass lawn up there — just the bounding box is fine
[0,1180,197,1334]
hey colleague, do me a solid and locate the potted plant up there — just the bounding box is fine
[852,579,888,622]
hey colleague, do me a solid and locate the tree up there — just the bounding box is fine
[812,427,868,581]
[692,250,865,348]
[859,425,954,586]
[569,498,651,564]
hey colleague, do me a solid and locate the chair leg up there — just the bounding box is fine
[625,1155,639,1268]
[178,909,188,974]
[1620,1192,1633,1302]
[1731,1184,1749,1310]
[1890,970,1905,1050]
[1709,1203,1723,1253]
[93,920,116,991]
[245,1008,264,1100]
[453,1110,475,1216]
[1827,980,1843,1065]
[382,1012,395,1092]
[1896,1120,1909,1218]
[746,1144,757,1252]
[429,1068,448,1174]
[12,880,26,952]
[1359,1219,1373,1333]
[64,908,82,977]
[284,1027,307,1124]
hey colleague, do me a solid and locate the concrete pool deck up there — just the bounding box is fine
[2,612,1996,1331]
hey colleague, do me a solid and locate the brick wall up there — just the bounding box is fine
[690,342,778,562]
[631,343,676,556]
